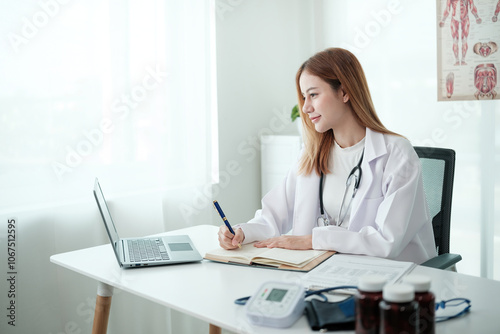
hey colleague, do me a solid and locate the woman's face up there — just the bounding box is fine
[299,71,350,133]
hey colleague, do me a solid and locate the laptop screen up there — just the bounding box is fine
[93,178,122,262]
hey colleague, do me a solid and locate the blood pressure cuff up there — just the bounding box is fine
[304,296,355,331]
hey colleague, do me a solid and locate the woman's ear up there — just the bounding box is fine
[341,89,349,103]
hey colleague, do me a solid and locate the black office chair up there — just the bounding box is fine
[414,146,462,270]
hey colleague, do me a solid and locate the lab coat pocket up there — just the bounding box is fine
[350,196,383,231]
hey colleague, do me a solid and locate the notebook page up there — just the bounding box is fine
[254,248,326,266]
[204,243,267,264]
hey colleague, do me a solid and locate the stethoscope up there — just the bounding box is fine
[317,149,364,227]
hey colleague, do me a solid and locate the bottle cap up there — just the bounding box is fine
[383,283,415,303]
[403,274,431,292]
[358,275,387,292]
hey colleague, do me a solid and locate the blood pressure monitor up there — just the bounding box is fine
[246,281,305,328]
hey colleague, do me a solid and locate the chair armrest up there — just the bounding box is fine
[420,253,462,270]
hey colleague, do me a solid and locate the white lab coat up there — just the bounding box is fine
[237,128,437,264]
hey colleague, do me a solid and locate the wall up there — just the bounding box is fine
[217,0,500,279]
[317,0,500,278]
[215,0,314,225]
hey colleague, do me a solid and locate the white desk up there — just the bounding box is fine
[50,225,500,333]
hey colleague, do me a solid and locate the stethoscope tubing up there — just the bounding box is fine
[318,149,364,227]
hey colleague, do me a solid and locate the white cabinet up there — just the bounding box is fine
[260,135,302,197]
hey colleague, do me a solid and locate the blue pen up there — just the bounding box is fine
[213,200,235,234]
[213,200,241,248]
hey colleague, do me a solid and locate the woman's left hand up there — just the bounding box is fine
[254,235,313,250]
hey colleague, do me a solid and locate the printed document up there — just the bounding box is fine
[301,254,416,291]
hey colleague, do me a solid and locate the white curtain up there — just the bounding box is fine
[0,1,216,333]
[0,0,215,208]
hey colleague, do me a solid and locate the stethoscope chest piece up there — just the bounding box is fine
[317,215,330,227]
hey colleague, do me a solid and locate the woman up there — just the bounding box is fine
[218,48,436,264]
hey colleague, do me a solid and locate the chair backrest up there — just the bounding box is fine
[414,146,456,256]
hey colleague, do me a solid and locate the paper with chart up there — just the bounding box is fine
[301,254,416,291]
[437,0,500,101]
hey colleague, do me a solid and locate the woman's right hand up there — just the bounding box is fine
[218,225,245,250]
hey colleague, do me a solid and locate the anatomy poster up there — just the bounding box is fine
[437,0,500,101]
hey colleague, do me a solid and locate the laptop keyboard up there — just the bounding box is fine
[128,238,170,262]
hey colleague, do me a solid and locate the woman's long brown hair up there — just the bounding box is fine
[296,48,399,176]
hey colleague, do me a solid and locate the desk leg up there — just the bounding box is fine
[92,282,114,334]
[209,324,221,334]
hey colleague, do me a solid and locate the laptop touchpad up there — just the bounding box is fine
[168,243,193,251]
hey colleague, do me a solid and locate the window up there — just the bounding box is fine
[0,0,217,210]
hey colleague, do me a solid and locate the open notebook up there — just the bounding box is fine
[204,242,334,272]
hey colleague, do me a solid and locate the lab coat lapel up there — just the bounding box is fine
[348,129,387,228]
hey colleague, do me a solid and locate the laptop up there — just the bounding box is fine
[93,178,203,268]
